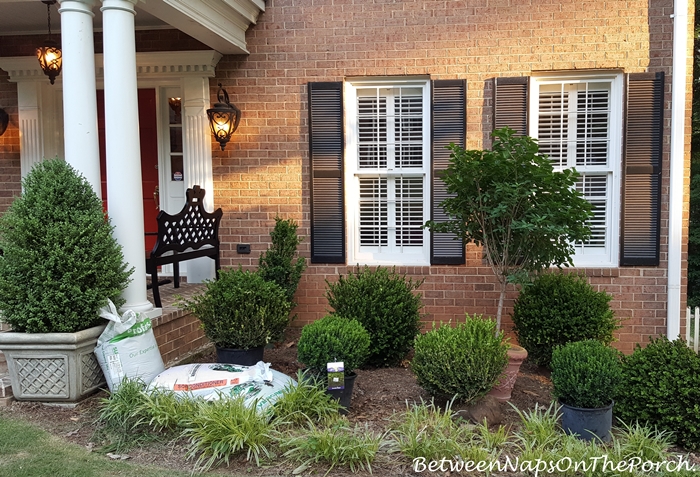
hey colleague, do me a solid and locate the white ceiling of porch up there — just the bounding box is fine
[0,0,265,54]
[0,0,167,34]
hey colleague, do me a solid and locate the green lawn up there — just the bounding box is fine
[0,415,194,477]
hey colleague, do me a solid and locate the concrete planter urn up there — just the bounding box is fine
[0,324,106,402]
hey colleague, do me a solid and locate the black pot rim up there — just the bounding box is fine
[215,344,265,351]
[559,399,614,412]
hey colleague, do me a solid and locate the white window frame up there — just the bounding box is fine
[529,72,623,268]
[344,78,431,266]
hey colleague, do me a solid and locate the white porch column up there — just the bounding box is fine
[16,82,45,178]
[57,0,101,198]
[101,0,155,314]
[183,76,216,283]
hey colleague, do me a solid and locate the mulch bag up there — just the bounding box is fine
[95,300,165,391]
[148,361,294,410]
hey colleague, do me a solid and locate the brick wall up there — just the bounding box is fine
[0,69,19,215]
[209,0,693,354]
[0,2,692,354]
[151,310,209,366]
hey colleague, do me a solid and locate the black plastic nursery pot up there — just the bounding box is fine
[560,400,614,442]
[326,372,357,414]
[216,345,264,366]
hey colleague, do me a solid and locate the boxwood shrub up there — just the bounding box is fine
[512,272,621,367]
[325,267,423,367]
[615,337,700,450]
[0,159,131,333]
[411,315,508,404]
[183,268,292,350]
[550,340,621,409]
[297,315,370,375]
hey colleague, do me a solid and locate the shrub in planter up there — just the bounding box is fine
[411,315,508,404]
[512,272,621,367]
[183,268,292,351]
[297,315,370,412]
[297,315,370,375]
[551,340,621,410]
[258,217,306,304]
[551,340,621,442]
[615,337,700,450]
[325,266,423,367]
[0,159,132,333]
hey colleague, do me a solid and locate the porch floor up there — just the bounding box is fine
[146,279,205,316]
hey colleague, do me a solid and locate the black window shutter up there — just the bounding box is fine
[431,79,466,265]
[308,82,345,263]
[493,76,529,135]
[620,72,664,266]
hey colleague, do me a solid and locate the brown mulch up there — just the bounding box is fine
[0,328,554,476]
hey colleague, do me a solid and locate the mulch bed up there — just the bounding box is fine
[0,327,556,476]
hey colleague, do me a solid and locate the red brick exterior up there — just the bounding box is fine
[211,0,693,354]
[151,311,208,366]
[0,70,19,215]
[0,1,694,358]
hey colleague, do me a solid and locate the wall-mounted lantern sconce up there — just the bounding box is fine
[36,0,62,85]
[0,108,8,136]
[207,83,241,151]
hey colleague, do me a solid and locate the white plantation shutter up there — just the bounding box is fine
[359,177,388,246]
[396,177,424,246]
[348,83,431,264]
[533,77,621,265]
[576,174,609,248]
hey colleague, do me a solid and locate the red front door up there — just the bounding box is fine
[97,89,160,252]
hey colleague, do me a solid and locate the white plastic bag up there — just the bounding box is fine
[147,362,294,410]
[94,300,165,391]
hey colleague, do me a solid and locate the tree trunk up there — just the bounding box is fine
[496,279,507,332]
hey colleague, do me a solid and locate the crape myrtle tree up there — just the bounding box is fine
[425,127,593,330]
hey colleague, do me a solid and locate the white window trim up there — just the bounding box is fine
[344,78,432,266]
[528,71,623,268]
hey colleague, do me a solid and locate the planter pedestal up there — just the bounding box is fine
[0,325,106,403]
[488,344,528,402]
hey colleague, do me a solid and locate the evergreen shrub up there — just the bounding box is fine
[183,268,291,349]
[550,340,621,409]
[325,266,423,367]
[411,315,508,404]
[615,337,700,450]
[512,272,621,367]
[0,159,131,333]
[258,217,306,304]
[297,315,370,375]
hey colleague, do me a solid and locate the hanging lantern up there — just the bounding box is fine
[207,83,241,151]
[36,0,62,85]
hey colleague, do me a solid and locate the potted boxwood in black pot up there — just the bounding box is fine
[183,267,292,366]
[0,159,132,402]
[551,339,622,442]
[297,315,370,413]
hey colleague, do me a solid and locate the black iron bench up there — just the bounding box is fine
[146,185,223,308]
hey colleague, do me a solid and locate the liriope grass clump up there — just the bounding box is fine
[279,420,387,475]
[95,378,162,453]
[390,399,470,461]
[184,396,277,472]
[271,371,342,427]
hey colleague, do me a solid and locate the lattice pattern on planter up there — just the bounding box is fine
[81,353,105,392]
[15,357,68,396]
